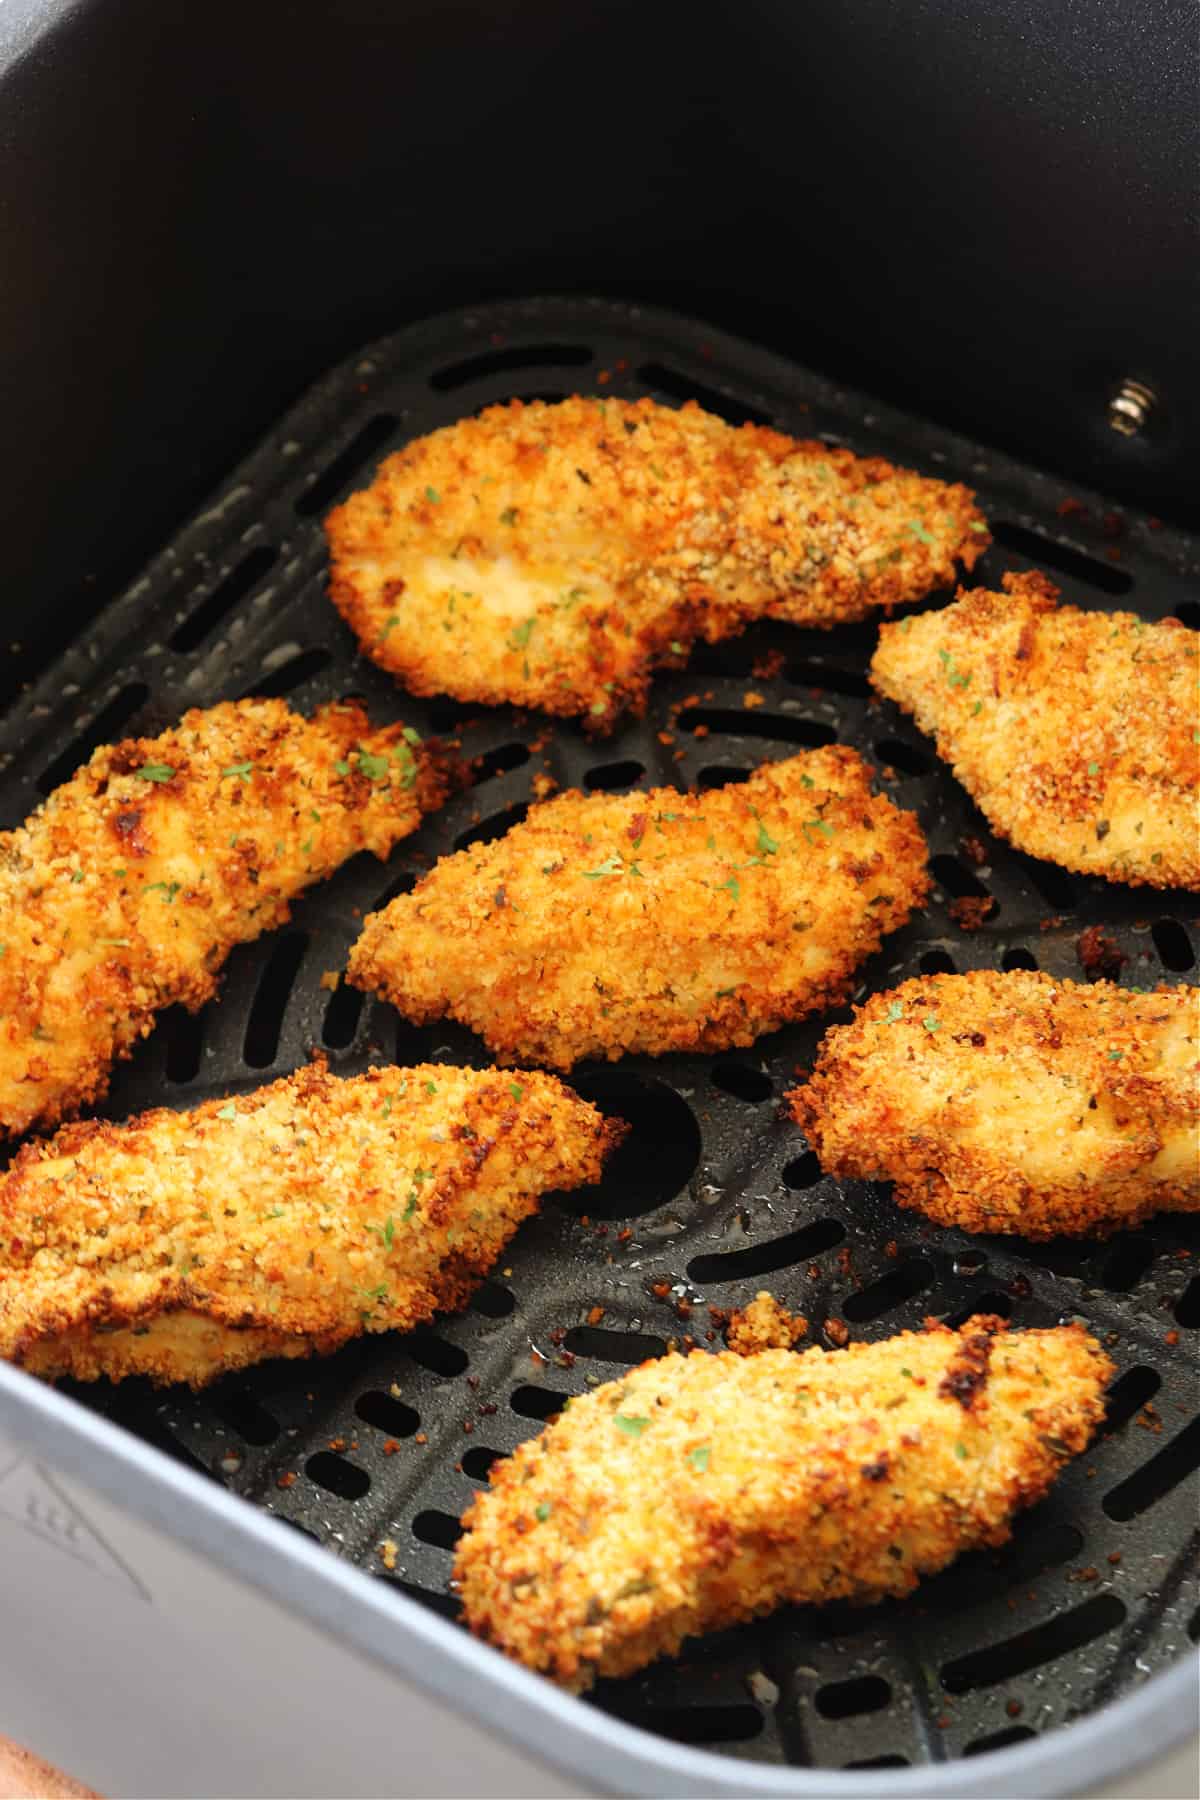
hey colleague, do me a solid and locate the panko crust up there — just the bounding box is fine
[788,970,1199,1238]
[454,1319,1111,1690]
[0,1059,623,1387]
[0,698,458,1140]
[326,396,988,731]
[346,748,930,1069]
[870,571,1200,889]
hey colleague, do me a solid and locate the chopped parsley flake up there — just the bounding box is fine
[719,873,741,902]
[401,726,422,746]
[145,881,182,903]
[535,1502,552,1521]
[355,749,391,782]
[424,486,440,504]
[753,812,780,856]
[334,758,351,776]
[508,618,536,651]
[378,615,399,643]
[217,1102,237,1121]
[582,853,625,879]
[136,763,175,783]
[968,519,989,533]
[954,1442,969,1460]
[669,640,685,654]
[614,1414,650,1437]
[689,1445,711,1472]
[937,648,971,689]
[220,762,253,781]
[1107,1049,1123,1061]
[923,1015,940,1033]
[908,519,935,545]
[885,1000,905,1023]
[508,1082,524,1101]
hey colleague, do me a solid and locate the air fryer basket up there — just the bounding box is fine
[1,299,1196,1783]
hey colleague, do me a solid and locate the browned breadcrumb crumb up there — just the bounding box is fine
[1076,925,1126,981]
[347,749,929,1069]
[326,396,986,732]
[0,698,458,1139]
[789,970,1198,1239]
[454,1319,1110,1691]
[947,895,997,931]
[0,1061,622,1388]
[378,1538,399,1572]
[725,1291,808,1353]
[319,969,340,992]
[871,571,1199,889]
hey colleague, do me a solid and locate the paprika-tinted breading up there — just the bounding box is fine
[326,396,988,731]
[0,1060,623,1387]
[346,748,930,1069]
[788,970,1199,1238]
[454,1318,1111,1691]
[870,571,1200,888]
[0,698,456,1139]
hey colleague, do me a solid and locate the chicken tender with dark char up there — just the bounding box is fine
[327,396,988,730]
[347,748,930,1069]
[870,570,1200,888]
[788,970,1199,1237]
[0,1060,623,1387]
[455,1317,1111,1691]
[0,698,456,1139]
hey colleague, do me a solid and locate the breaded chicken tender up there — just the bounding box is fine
[788,970,1199,1238]
[327,397,988,730]
[0,699,456,1139]
[871,571,1200,888]
[0,1060,622,1387]
[455,1317,1111,1690]
[347,748,930,1068]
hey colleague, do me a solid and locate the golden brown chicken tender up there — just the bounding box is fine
[346,748,930,1069]
[326,396,988,730]
[870,570,1200,888]
[0,1059,622,1387]
[454,1317,1111,1690]
[0,698,457,1140]
[788,970,1199,1238]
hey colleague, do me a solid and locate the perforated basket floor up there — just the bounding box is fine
[1,299,1197,1781]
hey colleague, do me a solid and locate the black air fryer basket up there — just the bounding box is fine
[0,298,1196,1796]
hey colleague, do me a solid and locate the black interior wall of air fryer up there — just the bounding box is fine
[1,0,1196,689]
